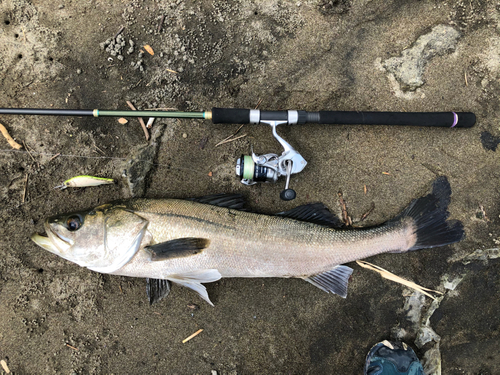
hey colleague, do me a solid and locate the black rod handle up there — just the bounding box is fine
[0,108,95,116]
[211,108,476,128]
[211,108,250,124]
[312,111,475,128]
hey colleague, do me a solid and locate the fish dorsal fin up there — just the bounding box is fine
[168,269,222,306]
[277,203,343,228]
[188,193,246,209]
[304,265,353,298]
[145,238,210,261]
[146,278,171,305]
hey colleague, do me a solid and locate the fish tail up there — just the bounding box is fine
[390,176,464,251]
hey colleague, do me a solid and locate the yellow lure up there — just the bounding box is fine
[55,175,114,189]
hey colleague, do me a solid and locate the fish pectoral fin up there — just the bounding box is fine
[277,203,343,228]
[145,238,210,261]
[304,265,353,298]
[167,269,222,306]
[146,278,171,305]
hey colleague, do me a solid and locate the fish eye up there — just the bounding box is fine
[66,215,82,231]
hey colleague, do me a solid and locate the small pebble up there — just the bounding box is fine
[182,133,187,138]
[76,69,82,74]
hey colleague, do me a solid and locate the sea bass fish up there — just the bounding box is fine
[31,177,464,305]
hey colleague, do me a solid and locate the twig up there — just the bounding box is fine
[132,79,143,88]
[94,145,106,155]
[215,134,247,147]
[359,202,375,222]
[49,153,61,161]
[166,68,178,74]
[157,15,165,32]
[0,123,22,149]
[182,329,203,343]
[22,173,28,203]
[22,141,36,163]
[338,191,352,226]
[65,343,79,351]
[0,359,10,374]
[126,101,149,140]
[255,98,263,109]
[464,70,468,86]
[114,25,125,39]
[356,260,443,300]
[215,124,245,147]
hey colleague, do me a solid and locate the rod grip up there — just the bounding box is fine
[211,108,250,124]
[0,108,94,116]
[314,111,475,128]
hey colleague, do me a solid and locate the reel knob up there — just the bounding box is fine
[280,159,296,201]
[280,189,296,201]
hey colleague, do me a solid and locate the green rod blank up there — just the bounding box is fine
[96,110,207,119]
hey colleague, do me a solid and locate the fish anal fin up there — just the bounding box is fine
[146,278,171,305]
[167,269,222,306]
[277,203,343,228]
[146,238,210,261]
[304,265,353,298]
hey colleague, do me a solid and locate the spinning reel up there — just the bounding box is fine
[235,115,307,201]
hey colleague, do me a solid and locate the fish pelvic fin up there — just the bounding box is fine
[304,265,353,298]
[390,176,465,251]
[146,278,171,305]
[167,269,222,306]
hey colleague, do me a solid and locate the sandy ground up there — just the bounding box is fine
[0,0,499,374]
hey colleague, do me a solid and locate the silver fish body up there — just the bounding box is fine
[114,199,413,278]
[32,177,464,305]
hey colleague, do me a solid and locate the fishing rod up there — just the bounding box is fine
[0,107,476,200]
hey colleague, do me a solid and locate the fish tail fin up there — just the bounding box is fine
[390,176,464,251]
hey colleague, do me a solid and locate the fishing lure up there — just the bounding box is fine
[55,175,114,190]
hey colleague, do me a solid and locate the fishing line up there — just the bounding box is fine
[0,148,201,171]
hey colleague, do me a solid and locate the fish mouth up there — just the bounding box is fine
[31,221,71,255]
